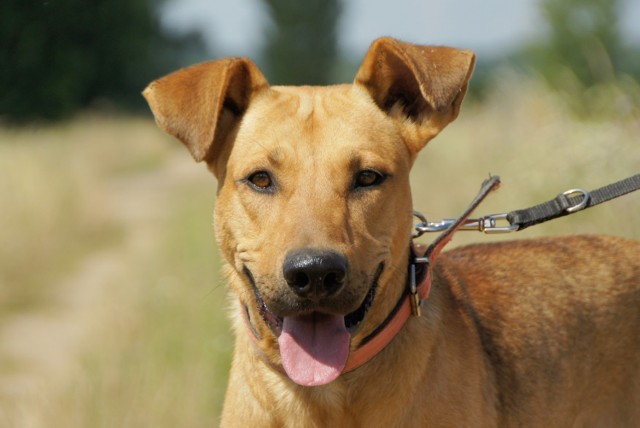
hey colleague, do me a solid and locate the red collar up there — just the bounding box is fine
[342,246,431,372]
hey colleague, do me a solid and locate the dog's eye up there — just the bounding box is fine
[354,170,386,188]
[247,171,273,191]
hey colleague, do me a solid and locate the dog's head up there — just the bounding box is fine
[144,37,475,386]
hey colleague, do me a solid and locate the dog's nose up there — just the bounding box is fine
[283,249,347,299]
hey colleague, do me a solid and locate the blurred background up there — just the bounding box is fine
[1,0,639,426]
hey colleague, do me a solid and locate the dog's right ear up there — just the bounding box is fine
[143,58,268,164]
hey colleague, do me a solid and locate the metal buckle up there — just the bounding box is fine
[409,264,421,317]
[562,189,590,213]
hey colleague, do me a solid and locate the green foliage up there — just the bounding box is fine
[0,0,206,123]
[262,0,342,85]
[536,0,623,86]
[511,0,640,117]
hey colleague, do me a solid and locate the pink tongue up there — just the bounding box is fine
[278,313,350,386]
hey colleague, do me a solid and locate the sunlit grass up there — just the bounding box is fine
[1,115,230,426]
[39,189,231,428]
[0,116,176,313]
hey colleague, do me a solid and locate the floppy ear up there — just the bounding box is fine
[355,37,475,153]
[143,58,268,163]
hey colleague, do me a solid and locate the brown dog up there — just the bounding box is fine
[143,37,640,427]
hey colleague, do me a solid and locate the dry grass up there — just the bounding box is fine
[0,116,174,313]
[0,122,111,312]
[0,116,230,427]
[0,75,638,427]
[35,190,231,428]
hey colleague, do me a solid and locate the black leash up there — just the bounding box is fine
[506,173,640,231]
[414,173,640,237]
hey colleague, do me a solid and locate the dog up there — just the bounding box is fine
[143,37,640,427]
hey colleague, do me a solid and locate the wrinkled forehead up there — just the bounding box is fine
[229,85,410,167]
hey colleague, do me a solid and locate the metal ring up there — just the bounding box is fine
[413,210,428,224]
[562,189,590,213]
[412,211,429,238]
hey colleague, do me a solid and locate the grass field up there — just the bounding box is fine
[1,76,639,426]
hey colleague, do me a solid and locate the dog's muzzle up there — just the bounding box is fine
[242,256,383,386]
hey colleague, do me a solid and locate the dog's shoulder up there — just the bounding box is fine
[431,234,640,415]
[434,234,640,323]
[436,234,639,289]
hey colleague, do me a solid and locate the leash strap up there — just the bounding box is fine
[506,173,640,231]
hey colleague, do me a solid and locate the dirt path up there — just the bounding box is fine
[0,154,208,426]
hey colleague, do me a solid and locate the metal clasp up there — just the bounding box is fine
[413,211,519,237]
[476,213,520,234]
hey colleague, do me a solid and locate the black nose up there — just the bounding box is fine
[283,249,348,298]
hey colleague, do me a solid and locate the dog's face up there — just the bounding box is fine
[216,84,414,316]
[144,37,475,386]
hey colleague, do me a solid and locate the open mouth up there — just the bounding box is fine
[243,263,384,386]
[243,263,384,337]
[344,263,383,331]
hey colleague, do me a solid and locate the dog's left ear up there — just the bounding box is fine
[355,37,475,153]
